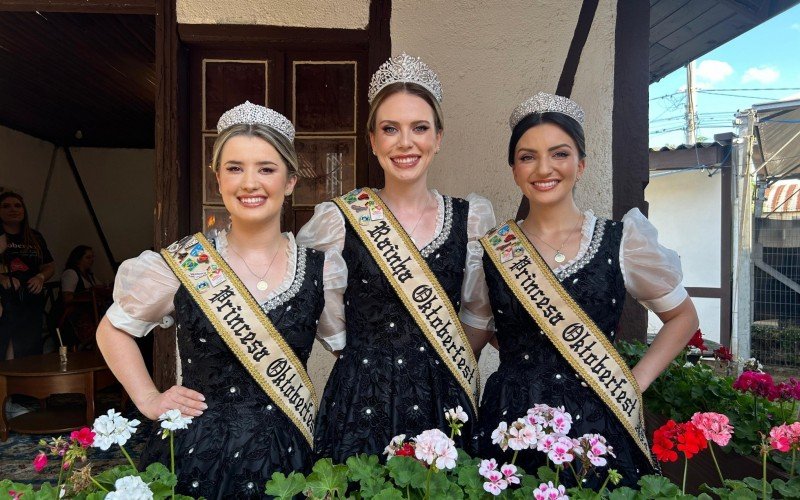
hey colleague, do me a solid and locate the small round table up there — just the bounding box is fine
[0,350,115,440]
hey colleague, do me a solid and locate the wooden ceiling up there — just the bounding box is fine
[0,11,155,148]
[650,0,799,83]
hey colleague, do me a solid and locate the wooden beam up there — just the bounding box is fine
[367,0,390,188]
[614,0,650,343]
[685,287,724,299]
[152,0,185,391]
[649,145,721,171]
[0,0,155,14]
[178,23,368,49]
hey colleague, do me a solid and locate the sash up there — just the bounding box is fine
[333,188,479,412]
[161,233,316,445]
[481,221,653,467]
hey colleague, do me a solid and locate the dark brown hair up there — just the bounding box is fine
[0,191,41,257]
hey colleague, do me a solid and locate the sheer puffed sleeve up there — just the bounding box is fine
[296,202,348,351]
[620,208,688,313]
[105,250,179,337]
[459,193,496,330]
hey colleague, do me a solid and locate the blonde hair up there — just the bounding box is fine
[210,123,299,177]
[367,82,444,134]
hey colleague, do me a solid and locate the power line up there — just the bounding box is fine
[702,87,800,92]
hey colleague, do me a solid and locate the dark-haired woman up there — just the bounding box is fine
[297,54,495,462]
[0,192,55,359]
[474,93,699,488]
[58,245,106,348]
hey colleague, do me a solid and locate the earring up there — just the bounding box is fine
[371,150,377,156]
[285,191,293,197]
[435,146,440,154]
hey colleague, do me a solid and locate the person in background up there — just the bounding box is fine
[0,191,54,360]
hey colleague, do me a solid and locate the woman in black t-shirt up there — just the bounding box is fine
[0,192,55,359]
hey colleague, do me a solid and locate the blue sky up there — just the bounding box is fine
[649,4,800,148]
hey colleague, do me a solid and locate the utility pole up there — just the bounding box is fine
[685,61,697,144]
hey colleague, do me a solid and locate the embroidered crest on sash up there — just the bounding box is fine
[334,188,480,411]
[481,221,654,467]
[162,233,317,445]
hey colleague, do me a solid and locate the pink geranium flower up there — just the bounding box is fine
[769,424,800,452]
[690,412,734,447]
[733,371,778,400]
[482,470,508,496]
[33,451,48,472]
[478,458,498,478]
[547,436,575,465]
[534,481,568,500]
[500,463,521,485]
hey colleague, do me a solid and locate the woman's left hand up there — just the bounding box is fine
[27,274,44,294]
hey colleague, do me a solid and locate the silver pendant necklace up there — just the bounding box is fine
[524,215,584,264]
[228,237,282,291]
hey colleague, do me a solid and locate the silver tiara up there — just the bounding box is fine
[216,101,295,141]
[368,53,443,104]
[509,92,585,129]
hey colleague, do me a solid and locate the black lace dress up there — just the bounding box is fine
[138,245,325,500]
[475,218,654,489]
[313,196,477,463]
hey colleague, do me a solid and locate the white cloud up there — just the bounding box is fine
[780,92,800,102]
[791,23,800,31]
[742,66,780,84]
[694,60,734,83]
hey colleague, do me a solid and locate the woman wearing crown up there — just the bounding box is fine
[297,54,495,462]
[474,93,699,488]
[96,103,329,498]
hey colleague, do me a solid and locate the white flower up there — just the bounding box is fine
[547,436,575,465]
[491,422,509,451]
[478,458,498,478]
[105,475,153,500]
[383,434,406,458]
[534,481,568,500]
[91,409,141,450]
[444,406,469,424]
[159,409,193,431]
[413,429,456,468]
[434,439,458,470]
[549,409,572,435]
[507,420,537,451]
[483,470,508,496]
[500,463,520,485]
[683,361,694,368]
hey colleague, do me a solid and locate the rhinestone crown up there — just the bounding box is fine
[509,92,585,129]
[368,53,443,104]
[216,101,295,141]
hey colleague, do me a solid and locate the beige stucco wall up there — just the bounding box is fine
[0,125,154,286]
[177,0,370,29]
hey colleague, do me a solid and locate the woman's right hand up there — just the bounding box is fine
[136,385,207,420]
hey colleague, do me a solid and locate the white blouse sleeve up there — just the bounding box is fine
[60,269,79,293]
[620,208,688,313]
[459,193,497,330]
[296,202,348,352]
[105,250,179,337]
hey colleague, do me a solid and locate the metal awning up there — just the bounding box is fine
[753,100,800,182]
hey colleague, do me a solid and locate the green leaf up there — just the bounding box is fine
[742,477,770,495]
[358,476,389,498]
[456,462,483,490]
[726,489,758,500]
[372,487,405,500]
[773,477,800,498]
[608,487,641,500]
[566,488,604,499]
[347,454,384,483]
[265,471,307,500]
[305,458,349,498]
[385,456,428,488]
[92,464,137,489]
[426,470,454,498]
[33,482,59,500]
[638,475,681,498]
[536,465,558,483]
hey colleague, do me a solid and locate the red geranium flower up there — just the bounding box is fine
[713,345,733,362]
[652,420,709,462]
[33,451,48,472]
[396,443,415,457]
[652,420,680,462]
[70,427,95,448]
[686,329,707,351]
[676,422,708,459]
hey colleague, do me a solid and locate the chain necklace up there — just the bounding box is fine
[381,191,433,245]
[524,214,584,264]
[227,237,282,291]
